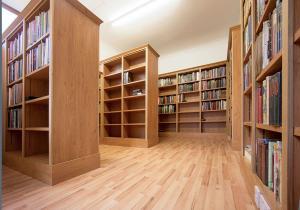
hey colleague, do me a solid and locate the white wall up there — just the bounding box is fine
[158,36,228,74]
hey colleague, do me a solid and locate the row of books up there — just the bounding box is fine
[27,10,50,46]
[179,83,199,93]
[256,72,281,126]
[123,72,133,84]
[159,77,175,87]
[244,57,252,90]
[255,138,282,202]
[8,59,23,84]
[26,37,50,74]
[159,95,175,104]
[243,0,251,26]
[8,108,22,129]
[255,0,282,74]
[201,78,226,90]
[178,71,199,83]
[8,84,22,106]
[159,105,176,114]
[201,66,226,79]
[178,94,187,103]
[8,31,23,60]
[201,100,226,111]
[244,15,252,55]
[201,90,226,100]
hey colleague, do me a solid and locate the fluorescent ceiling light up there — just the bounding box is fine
[2,7,17,32]
[111,0,173,26]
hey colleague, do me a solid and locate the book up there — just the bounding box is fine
[8,59,23,84]
[178,71,199,83]
[8,83,22,106]
[123,72,133,84]
[27,10,50,46]
[269,72,282,125]
[159,77,175,87]
[8,31,23,60]
[179,82,199,93]
[201,66,226,79]
[8,108,22,129]
[201,89,226,100]
[201,100,226,111]
[244,57,252,90]
[159,95,175,104]
[202,78,226,90]
[159,105,175,114]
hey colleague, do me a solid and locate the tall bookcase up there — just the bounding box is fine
[2,0,102,185]
[240,0,293,209]
[100,45,159,148]
[158,61,228,137]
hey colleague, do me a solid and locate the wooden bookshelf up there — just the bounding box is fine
[2,0,102,185]
[100,45,159,148]
[158,61,228,136]
[240,0,291,209]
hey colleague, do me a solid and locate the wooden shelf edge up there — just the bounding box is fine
[294,28,300,43]
[178,101,200,104]
[25,64,49,79]
[179,90,200,94]
[104,84,121,90]
[202,98,226,102]
[26,32,50,52]
[294,127,300,137]
[7,128,22,131]
[7,78,23,87]
[255,0,276,36]
[7,53,23,65]
[159,122,176,124]
[201,87,226,91]
[201,110,226,113]
[8,103,22,108]
[25,127,49,132]
[179,121,201,124]
[123,109,145,112]
[243,85,252,95]
[256,123,282,133]
[202,120,226,123]
[104,72,121,79]
[256,52,282,82]
[123,94,145,100]
[124,80,145,86]
[201,76,226,81]
[25,95,49,104]
[243,122,253,127]
[178,80,199,85]
[243,44,252,64]
[123,123,145,126]
[158,84,177,89]
[124,63,146,72]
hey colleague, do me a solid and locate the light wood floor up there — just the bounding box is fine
[2,137,256,210]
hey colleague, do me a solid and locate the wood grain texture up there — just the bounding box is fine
[2,137,256,210]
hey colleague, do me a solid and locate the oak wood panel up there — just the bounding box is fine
[2,137,256,210]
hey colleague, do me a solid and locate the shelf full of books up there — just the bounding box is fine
[158,61,228,135]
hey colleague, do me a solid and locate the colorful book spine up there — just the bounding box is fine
[27,10,50,46]
[179,82,199,93]
[8,59,23,83]
[178,71,199,83]
[8,83,23,106]
[8,108,22,128]
[201,66,226,79]
[201,90,226,100]
[159,77,175,87]
[201,100,226,111]
[159,105,176,114]
[202,78,226,90]
[8,31,23,60]
[159,95,175,104]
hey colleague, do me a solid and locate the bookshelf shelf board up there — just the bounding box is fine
[256,52,282,82]
[26,153,49,165]
[178,110,201,114]
[26,65,49,80]
[201,87,226,91]
[104,84,121,91]
[159,103,176,106]
[25,127,49,132]
[159,122,176,124]
[8,103,22,109]
[243,85,252,95]
[123,94,145,100]
[25,95,49,105]
[159,92,176,96]
[104,98,121,102]
[178,80,199,85]
[179,121,201,123]
[243,122,253,127]
[123,109,145,113]
[124,63,146,73]
[123,123,145,126]
[178,90,200,94]
[294,28,300,43]
[243,44,252,64]
[159,84,177,89]
[7,53,23,65]
[124,80,145,87]
[294,127,300,137]
[104,111,121,114]
[104,124,122,126]
[201,98,226,102]
[7,78,23,87]
[104,72,121,79]
[26,32,50,52]
[255,0,276,35]
[201,120,226,123]
[7,128,22,131]
[256,124,282,133]
[201,109,226,113]
[201,76,226,81]
[178,101,200,104]
[159,113,176,115]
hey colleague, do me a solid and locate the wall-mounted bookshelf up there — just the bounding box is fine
[240,0,290,209]
[100,45,159,148]
[2,0,102,185]
[158,61,228,137]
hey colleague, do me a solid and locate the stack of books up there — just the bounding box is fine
[179,82,199,93]
[178,71,199,83]
[202,89,226,100]
[202,100,226,111]
[8,59,23,84]
[8,83,22,106]
[27,10,50,46]
[256,72,282,125]
[26,37,50,74]
[8,31,23,60]
[202,78,226,90]
[255,138,282,202]
[159,77,175,87]
[8,108,22,128]
[201,66,226,79]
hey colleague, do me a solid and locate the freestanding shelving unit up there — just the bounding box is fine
[158,61,228,137]
[2,0,102,185]
[99,45,159,148]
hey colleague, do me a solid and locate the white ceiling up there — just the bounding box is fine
[4,0,240,60]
